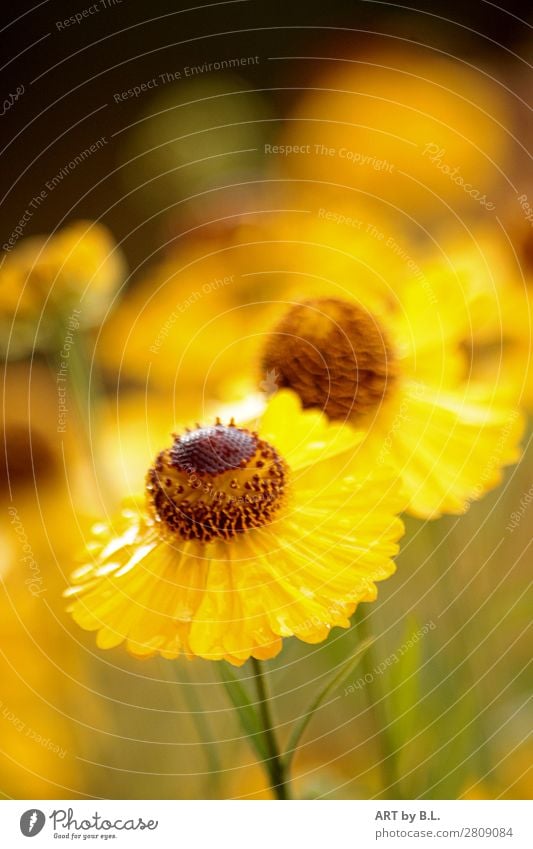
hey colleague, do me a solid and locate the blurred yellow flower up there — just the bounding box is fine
[36,220,126,323]
[65,391,404,665]
[0,361,95,797]
[224,204,416,311]
[96,204,418,404]
[0,220,126,357]
[281,49,512,219]
[97,243,253,409]
[0,560,86,799]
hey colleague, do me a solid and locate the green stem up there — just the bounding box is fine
[283,635,374,772]
[250,658,291,800]
[426,520,492,782]
[51,312,113,503]
[356,612,403,799]
[174,664,221,799]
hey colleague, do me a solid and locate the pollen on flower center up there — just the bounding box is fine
[261,297,396,421]
[146,422,287,542]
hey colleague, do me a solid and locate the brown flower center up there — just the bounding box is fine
[146,422,287,543]
[0,425,57,490]
[261,297,396,421]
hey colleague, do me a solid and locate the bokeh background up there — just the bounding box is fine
[0,0,531,800]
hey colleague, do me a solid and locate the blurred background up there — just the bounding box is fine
[0,0,531,800]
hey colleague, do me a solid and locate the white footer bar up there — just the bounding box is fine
[1,799,531,848]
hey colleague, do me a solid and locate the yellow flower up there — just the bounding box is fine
[441,225,532,410]
[35,220,126,323]
[0,361,96,797]
[65,392,404,665]
[223,205,414,312]
[281,49,511,218]
[0,220,125,356]
[96,204,415,401]
[96,244,253,405]
[257,283,524,519]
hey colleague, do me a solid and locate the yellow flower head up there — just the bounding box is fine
[65,392,404,665]
[96,205,412,400]
[36,220,126,322]
[257,283,524,519]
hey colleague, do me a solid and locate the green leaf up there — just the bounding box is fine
[385,616,427,795]
[388,616,423,744]
[283,636,374,769]
[216,663,270,763]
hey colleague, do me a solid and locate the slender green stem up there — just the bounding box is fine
[356,612,403,799]
[283,635,374,772]
[173,664,221,799]
[51,312,113,503]
[426,520,492,783]
[250,658,291,800]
